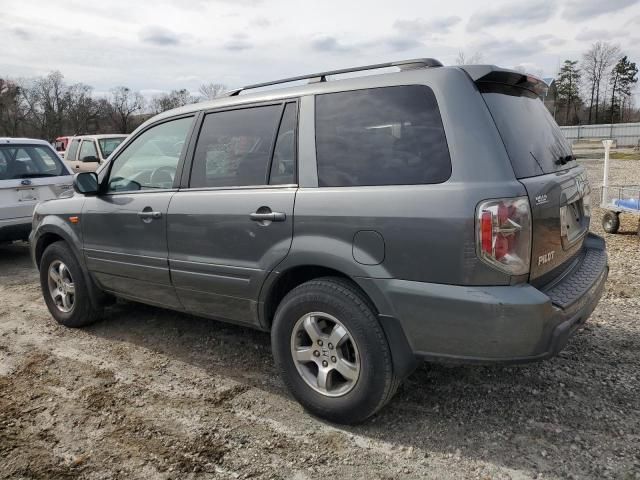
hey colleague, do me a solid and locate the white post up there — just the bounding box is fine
[602,139,613,207]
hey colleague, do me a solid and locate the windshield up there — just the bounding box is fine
[98,137,126,159]
[0,145,68,180]
[481,84,576,179]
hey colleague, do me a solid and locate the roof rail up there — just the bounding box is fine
[224,58,443,97]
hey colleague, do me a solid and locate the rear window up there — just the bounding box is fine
[0,145,68,180]
[315,85,451,187]
[481,84,575,179]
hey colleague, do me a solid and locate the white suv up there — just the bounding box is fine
[64,134,128,172]
[0,138,73,243]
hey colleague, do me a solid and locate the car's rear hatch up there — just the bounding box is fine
[0,143,73,221]
[468,67,591,284]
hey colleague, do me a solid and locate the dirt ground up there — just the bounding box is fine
[1,159,639,480]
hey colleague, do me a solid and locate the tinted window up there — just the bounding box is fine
[315,86,451,187]
[66,139,81,161]
[190,105,282,188]
[79,140,98,161]
[481,85,575,179]
[270,102,297,185]
[107,117,193,192]
[98,137,126,159]
[0,145,68,179]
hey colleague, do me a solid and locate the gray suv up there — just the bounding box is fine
[30,59,608,424]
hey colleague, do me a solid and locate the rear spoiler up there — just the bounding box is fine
[461,65,549,97]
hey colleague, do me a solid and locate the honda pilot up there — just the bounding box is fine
[30,59,608,424]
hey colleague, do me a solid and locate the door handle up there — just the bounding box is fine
[250,211,286,222]
[138,210,162,220]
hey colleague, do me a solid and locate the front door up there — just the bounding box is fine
[76,140,101,172]
[168,102,298,325]
[82,115,195,309]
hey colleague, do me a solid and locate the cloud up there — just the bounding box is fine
[250,17,271,28]
[223,39,253,51]
[393,16,461,36]
[139,26,181,46]
[574,29,626,41]
[384,36,423,52]
[12,27,32,41]
[563,0,638,20]
[467,0,558,32]
[477,37,545,59]
[310,36,357,54]
[532,34,566,47]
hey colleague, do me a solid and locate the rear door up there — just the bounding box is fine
[64,138,81,171]
[167,101,298,326]
[478,75,590,283]
[82,116,195,308]
[0,144,72,222]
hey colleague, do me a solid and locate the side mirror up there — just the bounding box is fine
[73,172,99,195]
[81,155,100,163]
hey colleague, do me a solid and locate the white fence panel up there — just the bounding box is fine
[559,123,640,147]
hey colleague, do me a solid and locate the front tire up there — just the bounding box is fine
[271,277,399,424]
[39,241,103,328]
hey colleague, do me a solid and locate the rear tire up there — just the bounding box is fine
[602,211,620,233]
[271,277,399,424]
[39,241,103,328]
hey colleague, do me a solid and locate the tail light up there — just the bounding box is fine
[476,197,531,275]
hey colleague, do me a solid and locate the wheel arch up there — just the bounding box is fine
[259,263,417,379]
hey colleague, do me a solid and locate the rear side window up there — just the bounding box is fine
[481,84,575,179]
[190,105,283,188]
[270,102,297,185]
[315,85,451,187]
[0,145,68,179]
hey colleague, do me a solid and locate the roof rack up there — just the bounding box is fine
[224,58,443,97]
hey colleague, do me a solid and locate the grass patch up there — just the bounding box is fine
[609,151,640,160]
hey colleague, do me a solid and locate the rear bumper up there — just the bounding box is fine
[0,216,31,242]
[368,233,608,364]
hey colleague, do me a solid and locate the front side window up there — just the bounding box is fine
[315,85,451,187]
[107,116,193,192]
[190,105,282,188]
[79,140,99,161]
[0,145,68,179]
[66,139,81,162]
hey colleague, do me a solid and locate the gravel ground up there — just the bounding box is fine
[1,159,639,480]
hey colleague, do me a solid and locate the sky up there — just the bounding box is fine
[1,0,639,98]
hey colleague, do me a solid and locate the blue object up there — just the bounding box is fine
[614,198,640,210]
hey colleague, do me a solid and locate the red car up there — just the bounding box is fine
[53,136,72,158]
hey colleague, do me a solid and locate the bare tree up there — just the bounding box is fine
[455,51,484,65]
[198,82,227,100]
[151,88,197,114]
[66,83,98,134]
[0,78,24,136]
[17,71,69,140]
[108,86,145,133]
[581,41,621,124]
